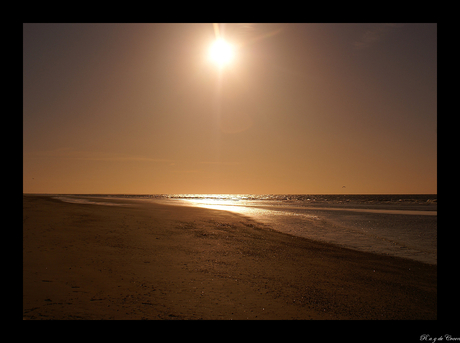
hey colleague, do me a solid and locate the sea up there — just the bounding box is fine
[52,194,437,265]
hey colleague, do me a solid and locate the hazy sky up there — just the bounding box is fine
[23,23,437,194]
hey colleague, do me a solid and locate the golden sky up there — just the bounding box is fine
[23,23,437,194]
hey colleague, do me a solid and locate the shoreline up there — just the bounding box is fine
[156,198,437,265]
[23,195,437,319]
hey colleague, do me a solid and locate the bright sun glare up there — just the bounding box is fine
[209,39,234,67]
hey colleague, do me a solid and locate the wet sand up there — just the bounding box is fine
[23,195,437,320]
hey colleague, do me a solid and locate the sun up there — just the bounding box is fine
[209,39,234,67]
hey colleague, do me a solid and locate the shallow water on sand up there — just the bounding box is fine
[160,196,437,265]
[54,194,437,265]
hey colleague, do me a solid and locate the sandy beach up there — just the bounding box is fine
[23,195,437,320]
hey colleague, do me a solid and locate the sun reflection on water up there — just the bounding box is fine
[180,197,318,220]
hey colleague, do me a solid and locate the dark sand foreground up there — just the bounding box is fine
[23,195,437,320]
